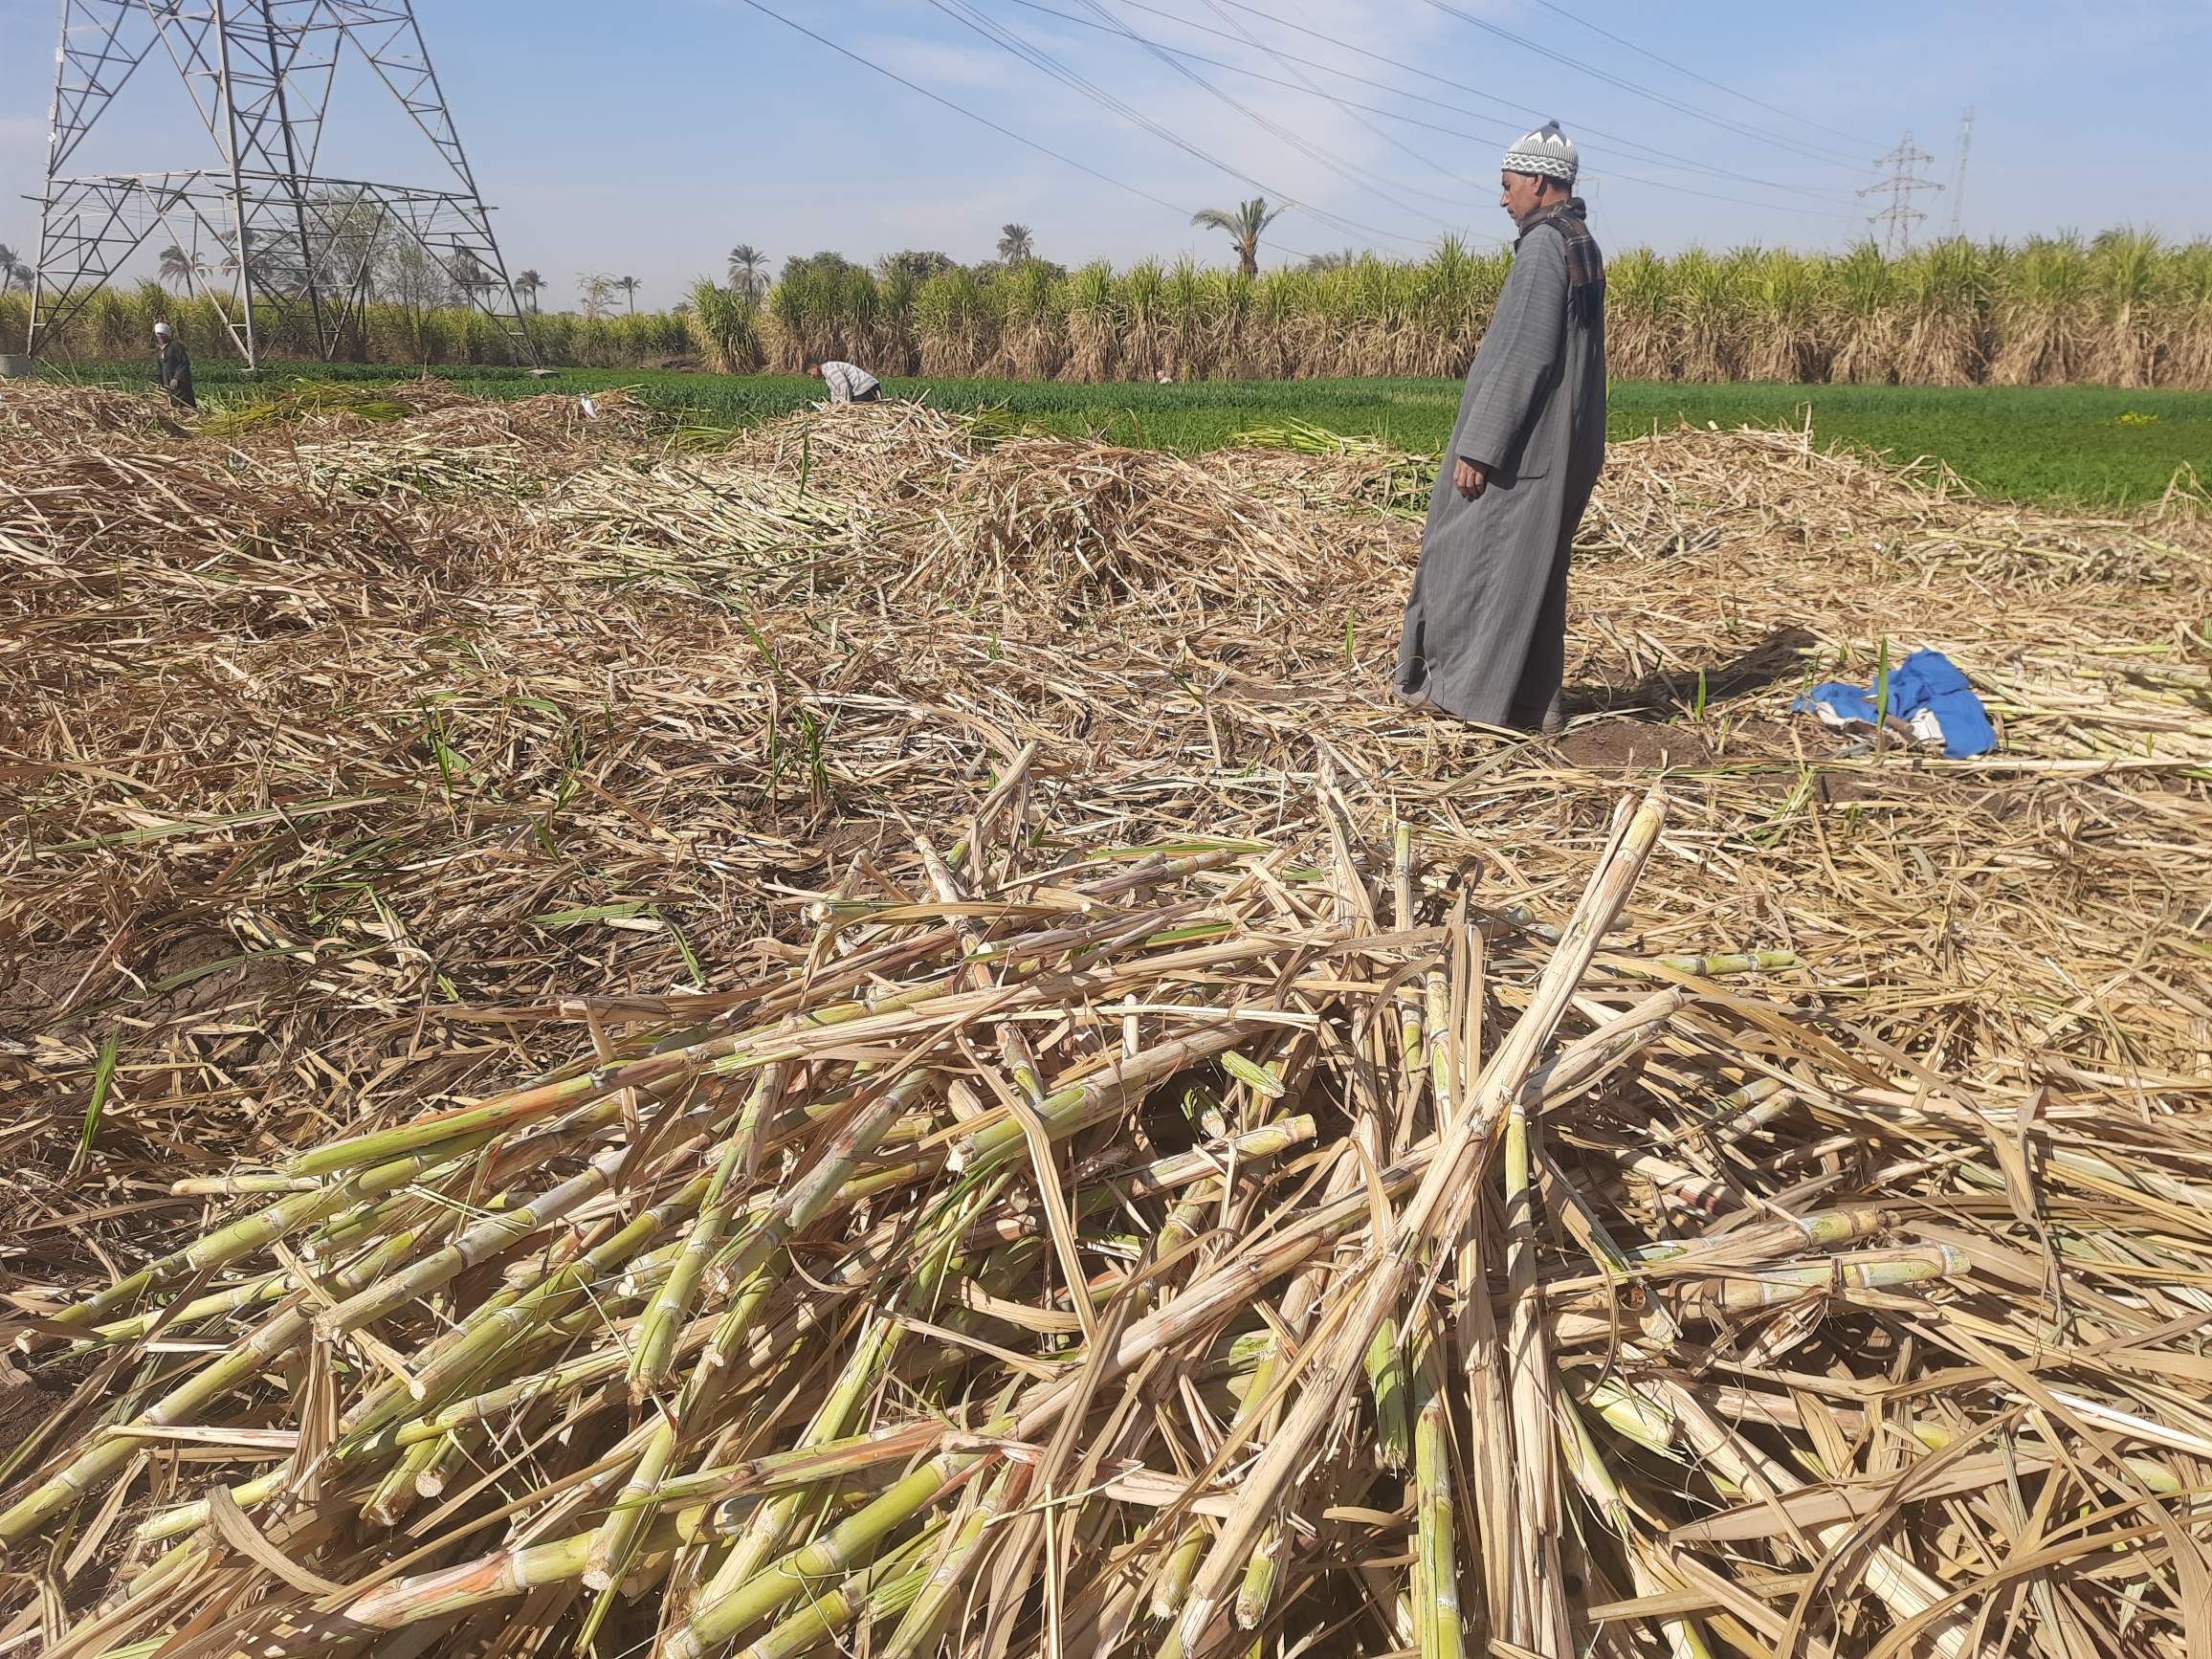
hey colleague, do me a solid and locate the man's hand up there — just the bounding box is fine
[1453,457,1490,499]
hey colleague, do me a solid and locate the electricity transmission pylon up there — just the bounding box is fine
[27,2,536,366]
[1947,107,1975,238]
[1857,133,1943,258]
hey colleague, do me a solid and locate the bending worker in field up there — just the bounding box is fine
[805,355,881,404]
[153,321,196,411]
[1394,121,1605,733]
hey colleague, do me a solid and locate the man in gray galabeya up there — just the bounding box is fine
[1394,120,1605,733]
[154,321,196,410]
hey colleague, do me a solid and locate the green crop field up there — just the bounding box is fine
[36,361,2211,510]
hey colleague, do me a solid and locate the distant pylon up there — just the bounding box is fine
[1947,107,1975,238]
[28,2,536,367]
[1858,133,1943,257]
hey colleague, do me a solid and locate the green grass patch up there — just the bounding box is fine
[40,362,2211,510]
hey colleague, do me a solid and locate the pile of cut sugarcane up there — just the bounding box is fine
[8,783,2212,1659]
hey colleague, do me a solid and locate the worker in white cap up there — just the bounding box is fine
[153,321,196,410]
[1393,120,1605,733]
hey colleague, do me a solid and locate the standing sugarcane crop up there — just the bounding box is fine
[1395,122,1605,734]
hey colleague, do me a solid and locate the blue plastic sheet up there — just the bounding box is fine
[1791,649,1997,760]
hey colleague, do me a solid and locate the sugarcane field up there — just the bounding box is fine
[7,0,2212,1652]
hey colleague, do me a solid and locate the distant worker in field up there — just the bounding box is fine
[805,356,881,404]
[153,321,196,411]
[1394,121,1604,733]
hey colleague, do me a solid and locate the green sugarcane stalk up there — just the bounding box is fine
[1648,949,1802,976]
[1503,1054,1571,1657]
[1363,1324,1412,1472]
[365,1428,447,1529]
[345,1171,714,1439]
[1152,1521,1211,1623]
[1664,1244,1968,1317]
[146,1419,942,1556]
[1226,1126,1384,1632]
[38,1131,494,1338]
[667,1436,1006,1659]
[1,1298,314,1545]
[367,1288,862,1461]
[317,1137,653,1338]
[171,1174,323,1195]
[730,1061,784,1184]
[575,1410,683,1648]
[411,1418,483,1501]
[630,1130,752,1399]
[882,1462,1027,1659]
[1234,1522,1289,1629]
[579,1074,942,1629]
[735,1528,938,1659]
[293,957,819,1197]
[959,1118,1314,1254]
[343,1497,743,1626]
[83,1219,425,1350]
[695,1169,989,1611]
[1410,1318,1465,1659]
[686,1310,902,1612]
[1555,1386,1711,1659]
[1585,1380,1676,1456]
[952,1021,1274,1175]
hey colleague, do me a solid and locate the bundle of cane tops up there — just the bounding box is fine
[9,785,2212,1659]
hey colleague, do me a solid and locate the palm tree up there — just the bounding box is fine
[448,253,495,305]
[996,222,1035,264]
[0,244,30,294]
[1302,247,1360,273]
[726,243,767,300]
[1190,197,1289,279]
[616,275,641,314]
[158,243,203,293]
[515,269,543,312]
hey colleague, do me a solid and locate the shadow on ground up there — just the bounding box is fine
[1560,626,1818,721]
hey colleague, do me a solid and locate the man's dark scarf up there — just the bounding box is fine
[1519,197,1604,325]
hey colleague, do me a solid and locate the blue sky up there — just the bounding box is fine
[2,0,2208,310]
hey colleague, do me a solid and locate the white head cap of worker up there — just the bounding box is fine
[154,321,172,338]
[1503,121,1579,186]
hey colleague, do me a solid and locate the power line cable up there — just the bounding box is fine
[922,0,1442,250]
[1414,0,1869,168]
[726,0,1320,261]
[1194,0,1475,206]
[1073,0,1863,202]
[1523,0,1884,149]
[989,0,1860,217]
[1062,0,1462,235]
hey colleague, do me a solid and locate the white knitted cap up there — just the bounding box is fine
[1503,121,1578,184]
[153,321,172,335]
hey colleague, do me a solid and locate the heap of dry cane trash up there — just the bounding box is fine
[3,381,2211,1659]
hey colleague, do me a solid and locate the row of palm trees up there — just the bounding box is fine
[134,244,640,319]
[0,201,1293,317]
[719,203,1291,302]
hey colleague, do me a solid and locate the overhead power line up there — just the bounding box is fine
[1194,0,1469,206]
[1414,0,1870,169]
[988,0,1859,219]
[923,0,1441,250]
[1075,0,1862,203]
[727,0,1318,260]
[1062,0,1460,236]
[1524,0,1884,150]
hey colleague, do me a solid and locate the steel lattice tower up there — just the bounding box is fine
[1857,134,1943,259]
[28,2,535,366]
